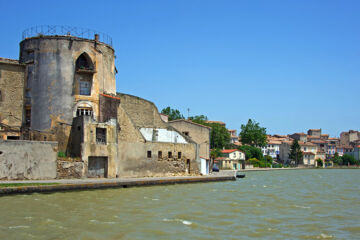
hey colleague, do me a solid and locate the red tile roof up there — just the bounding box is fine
[221,149,238,153]
[303,152,315,155]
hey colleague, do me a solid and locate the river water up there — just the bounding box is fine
[0,169,359,239]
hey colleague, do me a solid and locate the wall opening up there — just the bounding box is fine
[158,151,162,159]
[96,128,106,144]
[88,157,108,178]
[168,151,172,158]
[76,107,93,117]
[75,53,94,96]
[147,151,152,158]
[178,152,182,158]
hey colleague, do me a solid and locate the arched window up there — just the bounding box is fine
[75,53,94,96]
[76,53,93,70]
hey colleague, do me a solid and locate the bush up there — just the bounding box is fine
[342,154,358,165]
[272,163,283,168]
[58,151,66,158]
[247,158,271,168]
[316,158,323,167]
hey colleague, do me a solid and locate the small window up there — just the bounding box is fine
[158,151,162,158]
[147,151,152,158]
[96,128,106,144]
[183,131,189,136]
[168,151,172,158]
[178,152,182,158]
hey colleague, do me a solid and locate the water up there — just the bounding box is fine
[0,169,360,239]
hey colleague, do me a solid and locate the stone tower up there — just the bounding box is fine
[19,27,116,133]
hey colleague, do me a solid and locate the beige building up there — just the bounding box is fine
[0,58,25,140]
[280,140,319,166]
[215,149,245,170]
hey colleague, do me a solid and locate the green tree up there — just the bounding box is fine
[239,119,267,147]
[208,123,231,149]
[238,145,264,161]
[288,139,303,166]
[332,152,342,165]
[189,115,208,125]
[342,154,357,165]
[161,107,184,121]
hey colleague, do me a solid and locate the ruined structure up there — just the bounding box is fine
[0,26,207,179]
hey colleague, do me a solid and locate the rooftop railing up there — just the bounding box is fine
[22,25,113,46]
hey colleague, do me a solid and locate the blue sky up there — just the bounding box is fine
[1,0,359,137]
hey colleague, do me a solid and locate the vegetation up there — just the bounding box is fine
[188,115,208,125]
[238,145,263,161]
[288,139,303,166]
[341,154,358,166]
[331,152,342,165]
[0,183,60,188]
[247,158,271,168]
[207,123,231,149]
[316,158,323,167]
[239,119,267,147]
[58,151,66,158]
[161,107,184,121]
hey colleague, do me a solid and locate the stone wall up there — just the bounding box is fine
[117,93,168,128]
[57,158,84,179]
[0,58,25,139]
[168,120,211,159]
[0,140,57,180]
[116,94,200,177]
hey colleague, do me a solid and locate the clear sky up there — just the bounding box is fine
[1,0,359,137]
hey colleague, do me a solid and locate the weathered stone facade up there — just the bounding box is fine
[0,58,25,140]
[116,93,200,177]
[168,119,211,160]
[0,140,57,180]
[0,29,203,179]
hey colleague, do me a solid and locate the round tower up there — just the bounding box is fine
[19,26,116,132]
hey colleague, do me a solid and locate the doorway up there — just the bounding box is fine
[88,157,108,178]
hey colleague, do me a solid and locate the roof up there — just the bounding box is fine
[309,129,321,131]
[0,57,23,66]
[292,132,307,136]
[100,93,120,100]
[168,119,212,129]
[268,140,282,145]
[205,120,225,125]
[321,134,329,136]
[221,149,240,153]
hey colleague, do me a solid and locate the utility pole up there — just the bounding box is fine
[187,108,190,120]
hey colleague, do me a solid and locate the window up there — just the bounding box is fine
[168,151,172,158]
[147,151,152,158]
[158,151,162,159]
[178,152,182,158]
[304,147,307,151]
[79,80,91,95]
[96,128,106,144]
[76,107,93,117]
[183,131,189,136]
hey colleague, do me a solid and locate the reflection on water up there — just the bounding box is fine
[0,169,360,239]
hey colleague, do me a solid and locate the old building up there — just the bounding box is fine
[168,119,211,175]
[0,26,203,179]
[0,58,25,140]
[215,149,245,170]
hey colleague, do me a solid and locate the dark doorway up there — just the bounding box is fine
[186,159,190,173]
[88,157,108,178]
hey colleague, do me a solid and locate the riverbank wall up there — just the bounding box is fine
[0,175,236,195]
